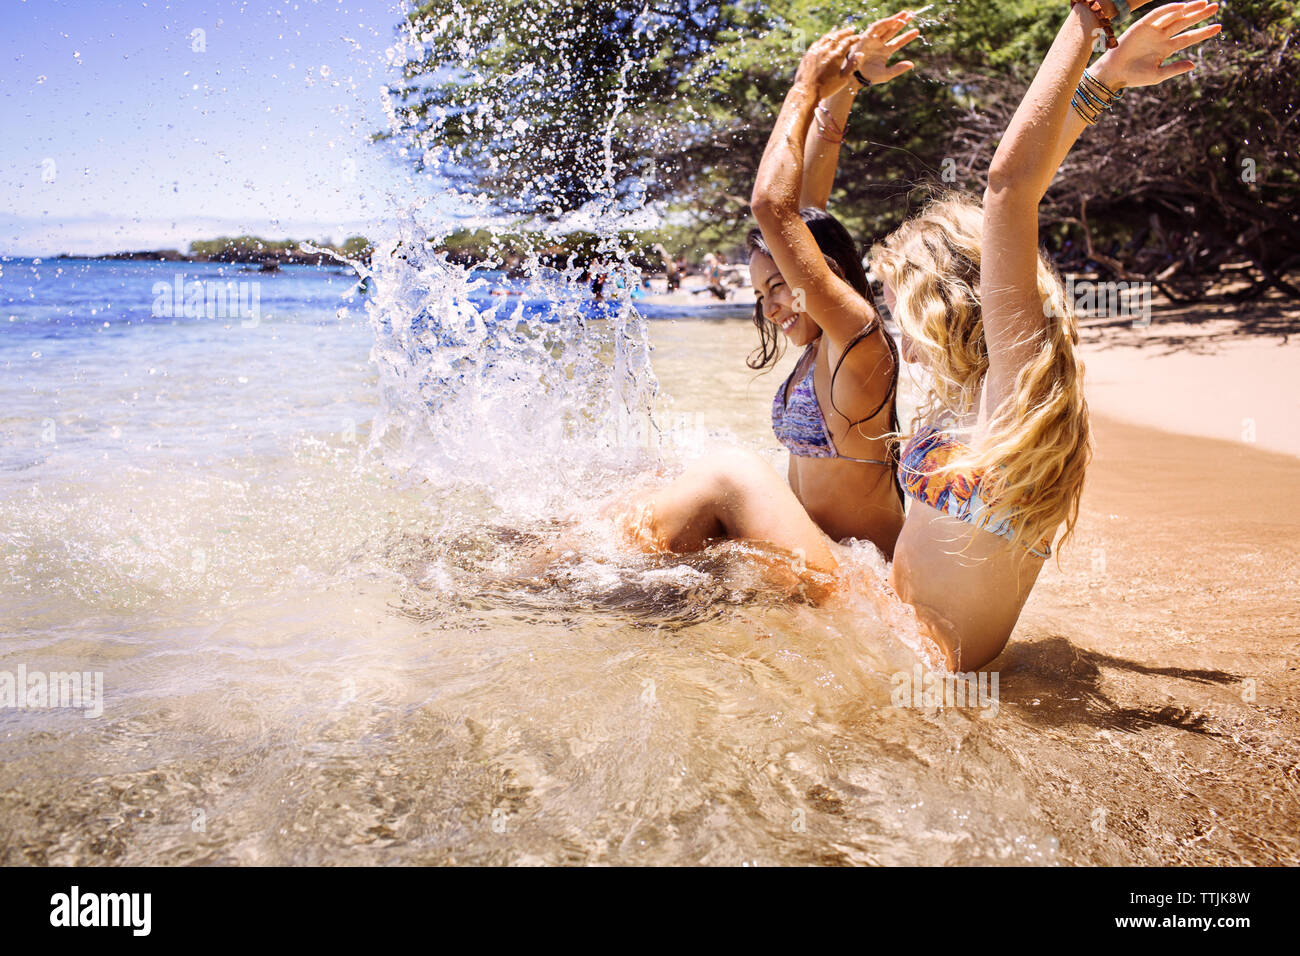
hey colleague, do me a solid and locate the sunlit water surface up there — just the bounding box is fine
[1,258,1296,867]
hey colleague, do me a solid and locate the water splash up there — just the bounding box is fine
[356,7,668,527]
[356,217,659,526]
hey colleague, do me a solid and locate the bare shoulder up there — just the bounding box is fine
[816,316,897,407]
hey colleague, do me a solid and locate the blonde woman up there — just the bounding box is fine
[872,0,1219,669]
[620,2,1220,671]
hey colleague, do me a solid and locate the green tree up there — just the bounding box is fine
[394,0,1300,297]
[391,0,749,218]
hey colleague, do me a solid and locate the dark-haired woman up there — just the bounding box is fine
[615,11,922,566]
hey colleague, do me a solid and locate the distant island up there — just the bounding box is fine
[55,235,374,271]
[50,228,699,277]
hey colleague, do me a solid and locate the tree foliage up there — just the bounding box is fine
[392,0,747,217]
[394,0,1300,297]
[186,235,373,264]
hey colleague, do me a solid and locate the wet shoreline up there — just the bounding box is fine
[1,309,1296,866]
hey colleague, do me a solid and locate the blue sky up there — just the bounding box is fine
[0,0,423,256]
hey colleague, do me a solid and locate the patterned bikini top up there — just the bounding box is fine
[899,424,1052,558]
[771,343,890,466]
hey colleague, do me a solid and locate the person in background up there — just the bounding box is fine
[652,244,681,292]
[703,253,727,300]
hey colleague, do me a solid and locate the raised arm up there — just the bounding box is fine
[751,29,915,352]
[980,1,1221,412]
[752,29,872,348]
[800,11,921,210]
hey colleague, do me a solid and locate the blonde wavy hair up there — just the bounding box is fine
[869,193,1092,556]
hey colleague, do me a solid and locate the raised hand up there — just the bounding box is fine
[1094,0,1221,90]
[792,28,867,102]
[848,10,923,86]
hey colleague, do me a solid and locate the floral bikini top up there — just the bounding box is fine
[899,424,1052,558]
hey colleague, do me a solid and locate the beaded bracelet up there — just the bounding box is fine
[1070,0,1118,49]
[1081,69,1121,101]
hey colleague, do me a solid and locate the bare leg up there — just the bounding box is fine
[613,447,839,574]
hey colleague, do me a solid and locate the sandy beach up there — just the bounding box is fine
[2,263,1297,865]
[647,312,1300,863]
[1004,411,1300,864]
[646,278,1300,459]
[1078,293,1300,459]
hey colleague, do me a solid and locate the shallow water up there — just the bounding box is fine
[2,262,1297,865]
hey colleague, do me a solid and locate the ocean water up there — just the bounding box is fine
[1,256,1296,866]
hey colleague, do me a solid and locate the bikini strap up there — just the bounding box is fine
[780,343,818,407]
[827,321,898,431]
[825,318,904,505]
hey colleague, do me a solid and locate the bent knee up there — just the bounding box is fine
[708,446,769,470]
[698,447,773,500]
[614,501,673,554]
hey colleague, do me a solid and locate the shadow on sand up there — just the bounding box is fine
[993,635,1240,737]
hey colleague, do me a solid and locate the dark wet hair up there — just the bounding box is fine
[747,207,902,502]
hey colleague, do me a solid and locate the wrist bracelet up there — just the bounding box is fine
[1071,68,1123,125]
[1069,0,1118,49]
[1080,69,1121,101]
[852,69,871,89]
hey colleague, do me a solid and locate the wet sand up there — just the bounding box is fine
[654,316,1300,863]
[1017,415,1300,863]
